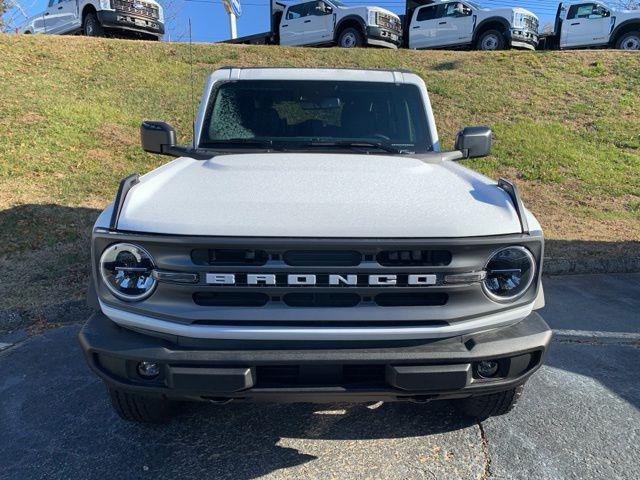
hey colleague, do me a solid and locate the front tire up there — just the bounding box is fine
[453,385,524,420]
[476,29,506,51]
[615,31,640,50]
[108,387,173,423]
[83,12,105,37]
[337,27,363,48]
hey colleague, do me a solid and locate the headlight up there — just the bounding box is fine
[100,243,157,301]
[368,11,378,26]
[483,246,535,302]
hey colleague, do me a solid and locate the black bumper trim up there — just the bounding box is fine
[97,10,164,35]
[366,26,402,47]
[79,311,551,401]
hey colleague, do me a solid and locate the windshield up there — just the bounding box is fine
[330,0,346,6]
[199,80,432,153]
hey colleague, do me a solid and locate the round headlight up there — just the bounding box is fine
[100,243,157,301]
[483,246,535,302]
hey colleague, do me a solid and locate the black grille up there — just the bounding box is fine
[283,293,361,308]
[377,250,451,266]
[193,292,269,307]
[378,13,402,33]
[375,292,448,307]
[283,250,362,266]
[192,248,268,266]
[112,0,159,19]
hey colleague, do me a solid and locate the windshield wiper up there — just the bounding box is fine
[300,141,405,154]
[200,139,283,150]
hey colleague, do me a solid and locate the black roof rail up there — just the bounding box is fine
[109,173,140,230]
[498,178,529,234]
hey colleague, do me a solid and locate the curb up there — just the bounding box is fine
[543,257,640,276]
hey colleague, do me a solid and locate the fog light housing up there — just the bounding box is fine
[475,360,499,379]
[137,361,160,379]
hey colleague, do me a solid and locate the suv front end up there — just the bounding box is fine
[510,9,539,49]
[98,0,165,39]
[366,9,403,48]
[79,67,551,423]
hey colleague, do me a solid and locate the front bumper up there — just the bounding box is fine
[97,10,164,36]
[509,28,538,50]
[79,310,552,403]
[366,26,402,49]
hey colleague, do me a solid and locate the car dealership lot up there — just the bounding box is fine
[1,273,639,480]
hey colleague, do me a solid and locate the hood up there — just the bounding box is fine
[482,7,536,19]
[115,154,524,238]
[615,9,640,21]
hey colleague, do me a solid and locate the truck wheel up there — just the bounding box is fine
[453,385,523,420]
[616,31,640,50]
[83,12,105,37]
[476,29,505,51]
[108,387,173,423]
[338,27,363,48]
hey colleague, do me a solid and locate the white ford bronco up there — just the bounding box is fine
[80,67,552,423]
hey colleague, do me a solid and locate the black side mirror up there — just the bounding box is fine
[141,120,177,154]
[455,126,492,158]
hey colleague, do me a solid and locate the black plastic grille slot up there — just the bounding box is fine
[193,292,269,307]
[282,293,361,308]
[375,293,448,307]
[255,364,386,387]
[256,366,300,387]
[191,249,269,266]
[377,250,452,266]
[283,250,362,266]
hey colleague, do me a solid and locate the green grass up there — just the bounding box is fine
[0,34,639,324]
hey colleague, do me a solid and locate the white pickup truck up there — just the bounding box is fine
[541,1,640,50]
[17,0,164,40]
[227,0,402,48]
[405,0,539,50]
[80,67,551,424]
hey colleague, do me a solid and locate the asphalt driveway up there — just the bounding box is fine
[1,274,639,480]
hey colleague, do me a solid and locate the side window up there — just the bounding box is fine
[286,3,310,20]
[568,3,609,20]
[310,1,331,16]
[443,2,471,17]
[416,5,438,21]
[47,0,56,6]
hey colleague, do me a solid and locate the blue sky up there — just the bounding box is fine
[6,0,567,41]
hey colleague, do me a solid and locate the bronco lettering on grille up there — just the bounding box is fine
[205,273,437,286]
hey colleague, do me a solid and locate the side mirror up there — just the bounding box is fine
[455,126,492,158]
[140,120,177,154]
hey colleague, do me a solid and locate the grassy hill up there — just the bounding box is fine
[0,34,639,331]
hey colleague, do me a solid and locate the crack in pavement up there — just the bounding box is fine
[477,421,492,480]
[553,329,640,347]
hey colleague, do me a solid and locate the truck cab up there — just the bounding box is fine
[549,2,640,50]
[406,0,539,50]
[17,0,164,40]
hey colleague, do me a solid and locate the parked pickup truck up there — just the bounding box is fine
[17,0,164,40]
[540,1,640,50]
[226,0,402,48]
[80,67,552,423]
[404,0,539,50]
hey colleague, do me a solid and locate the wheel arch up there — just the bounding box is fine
[82,3,98,21]
[335,15,366,42]
[472,16,510,43]
[610,19,640,46]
